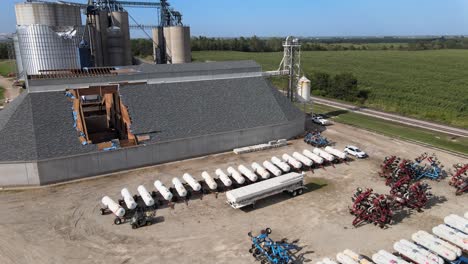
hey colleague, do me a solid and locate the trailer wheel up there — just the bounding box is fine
[114,218,122,225]
[291,190,297,197]
[132,224,137,229]
[100,208,106,215]
[297,188,303,195]
[146,221,152,226]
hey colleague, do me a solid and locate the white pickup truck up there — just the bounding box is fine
[225,172,306,209]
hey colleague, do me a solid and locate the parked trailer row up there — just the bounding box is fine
[316,212,468,264]
[101,147,351,221]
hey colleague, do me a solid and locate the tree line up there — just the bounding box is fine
[309,72,369,104]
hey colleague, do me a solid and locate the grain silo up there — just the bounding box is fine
[14,1,84,77]
[152,26,191,64]
[164,26,191,64]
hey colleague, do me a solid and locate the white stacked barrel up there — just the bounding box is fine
[313,148,334,162]
[336,252,359,264]
[394,239,443,264]
[432,224,468,251]
[238,165,258,182]
[325,146,347,159]
[343,249,373,264]
[201,171,217,190]
[120,188,137,210]
[282,154,302,169]
[183,173,202,191]
[444,214,468,233]
[271,156,291,172]
[215,169,232,187]
[262,161,282,176]
[412,231,459,260]
[172,177,188,197]
[227,166,245,184]
[154,180,173,201]
[251,162,270,179]
[101,196,125,217]
[137,185,155,206]
[322,258,338,264]
[303,149,324,164]
[292,152,313,167]
[372,250,409,264]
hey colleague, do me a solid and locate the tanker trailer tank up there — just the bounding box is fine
[227,166,246,185]
[182,173,202,192]
[201,171,218,190]
[172,177,188,197]
[215,169,233,187]
[154,180,173,201]
[121,188,137,210]
[137,185,155,207]
[101,196,125,217]
[238,165,258,182]
[251,162,270,179]
[262,161,282,177]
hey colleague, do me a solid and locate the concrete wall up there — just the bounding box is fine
[0,118,303,186]
[36,119,303,185]
[0,162,40,186]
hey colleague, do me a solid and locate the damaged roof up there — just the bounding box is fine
[0,61,303,162]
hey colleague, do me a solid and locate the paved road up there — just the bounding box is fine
[312,96,468,138]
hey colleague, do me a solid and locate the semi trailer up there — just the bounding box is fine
[225,172,305,209]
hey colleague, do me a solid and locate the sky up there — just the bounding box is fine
[1,0,468,37]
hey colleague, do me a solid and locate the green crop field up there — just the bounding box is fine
[192,50,468,128]
[0,60,16,77]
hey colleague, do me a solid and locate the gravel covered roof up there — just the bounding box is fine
[120,76,303,142]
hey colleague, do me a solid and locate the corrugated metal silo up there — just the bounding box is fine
[15,2,81,27]
[16,25,83,75]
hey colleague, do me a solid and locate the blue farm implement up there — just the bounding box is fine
[304,131,329,147]
[248,228,298,264]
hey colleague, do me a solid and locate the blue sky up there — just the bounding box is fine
[2,0,468,37]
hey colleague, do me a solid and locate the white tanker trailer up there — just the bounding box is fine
[227,166,246,185]
[172,177,188,197]
[215,169,233,187]
[282,153,302,169]
[325,146,347,160]
[154,180,173,201]
[238,165,258,182]
[182,173,202,192]
[225,172,305,209]
[271,156,291,172]
[120,188,137,210]
[137,185,155,207]
[303,149,324,164]
[251,162,270,179]
[292,152,313,167]
[444,214,468,234]
[372,250,409,264]
[262,160,282,177]
[313,148,334,162]
[432,224,468,251]
[201,171,217,190]
[411,230,460,261]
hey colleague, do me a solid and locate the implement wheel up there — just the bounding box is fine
[114,218,122,225]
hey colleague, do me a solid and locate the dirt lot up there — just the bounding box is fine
[0,123,466,264]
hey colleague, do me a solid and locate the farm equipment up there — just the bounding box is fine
[449,163,468,195]
[304,131,329,147]
[248,228,298,264]
[349,188,393,228]
[390,182,432,211]
[379,154,443,183]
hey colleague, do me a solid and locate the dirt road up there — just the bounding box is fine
[0,123,466,264]
[0,76,20,104]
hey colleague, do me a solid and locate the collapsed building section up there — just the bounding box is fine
[67,86,137,149]
[0,61,304,186]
